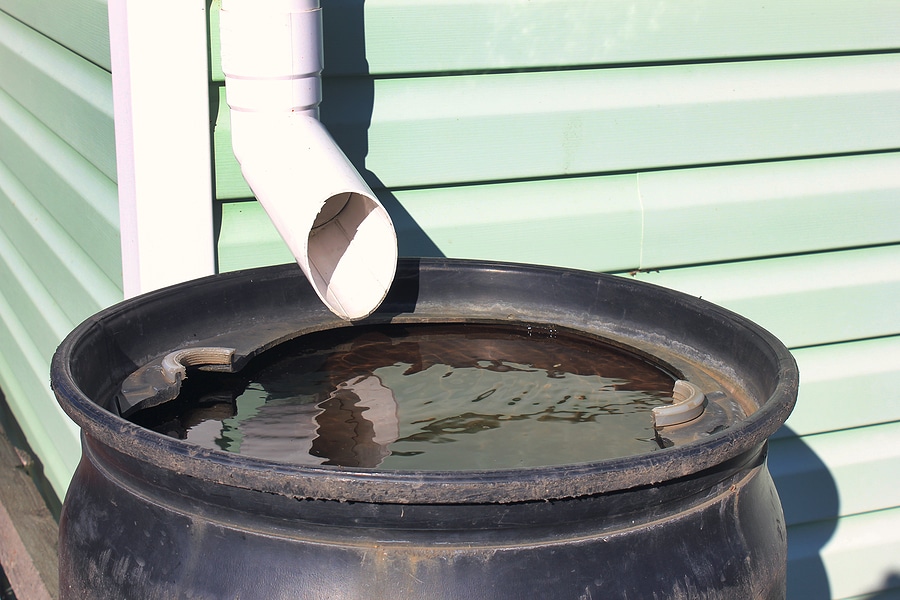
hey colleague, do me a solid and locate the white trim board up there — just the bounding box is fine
[109,0,216,297]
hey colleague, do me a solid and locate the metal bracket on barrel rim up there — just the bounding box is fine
[116,347,237,418]
[652,380,706,429]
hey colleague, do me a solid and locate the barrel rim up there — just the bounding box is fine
[51,258,798,504]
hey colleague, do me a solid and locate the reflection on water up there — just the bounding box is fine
[135,323,678,470]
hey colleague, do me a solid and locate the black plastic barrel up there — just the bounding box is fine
[51,258,798,599]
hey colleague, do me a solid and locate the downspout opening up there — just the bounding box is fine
[307,191,397,320]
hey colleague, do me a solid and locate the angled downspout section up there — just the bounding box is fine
[219,0,397,320]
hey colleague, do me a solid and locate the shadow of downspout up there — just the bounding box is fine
[320,0,444,259]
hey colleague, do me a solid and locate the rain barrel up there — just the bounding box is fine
[51,258,798,599]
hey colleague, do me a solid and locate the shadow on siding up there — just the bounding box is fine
[321,0,445,259]
[773,426,838,599]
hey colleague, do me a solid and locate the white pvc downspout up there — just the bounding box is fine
[219,0,397,320]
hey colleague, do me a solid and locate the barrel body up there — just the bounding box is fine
[59,437,786,599]
[52,259,798,600]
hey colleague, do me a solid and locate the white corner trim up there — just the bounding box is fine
[109,0,216,298]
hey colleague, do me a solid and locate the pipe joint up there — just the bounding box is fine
[220,0,323,113]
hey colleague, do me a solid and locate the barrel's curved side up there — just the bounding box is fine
[60,436,785,600]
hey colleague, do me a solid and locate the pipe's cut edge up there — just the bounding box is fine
[230,112,398,321]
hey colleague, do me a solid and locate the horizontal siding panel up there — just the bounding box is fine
[0,233,82,498]
[215,152,900,278]
[213,53,900,195]
[216,201,294,273]
[0,88,121,285]
[210,1,900,79]
[787,507,900,600]
[0,291,82,500]
[639,153,900,268]
[0,160,122,326]
[361,54,900,187]
[0,229,73,360]
[341,0,900,76]
[215,53,900,194]
[0,9,116,181]
[809,507,900,600]
[391,175,640,270]
[629,245,900,348]
[774,336,900,438]
[218,197,455,273]
[217,173,642,273]
[212,88,251,199]
[0,0,110,70]
[770,423,900,527]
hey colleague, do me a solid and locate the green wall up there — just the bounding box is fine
[0,0,121,500]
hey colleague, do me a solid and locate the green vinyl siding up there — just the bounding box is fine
[0,237,82,494]
[213,54,900,195]
[209,0,900,80]
[638,153,900,267]
[0,10,116,181]
[771,424,900,597]
[355,55,899,187]
[331,0,900,76]
[779,336,900,438]
[0,4,119,499]
[0,0,110,70]
[217,201,294,273]
[629,246,900,349]
[218,154,900,276]
[771,423,900,527]
[788,507,900,600]
[217,174,643,274]
[0,87,120,284]
[0,155,119,326]
[0,224,74,379]
[211,86,248,200]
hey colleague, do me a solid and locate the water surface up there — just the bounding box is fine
[135,323,678,470]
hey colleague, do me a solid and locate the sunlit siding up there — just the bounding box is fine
[0,2,120,499]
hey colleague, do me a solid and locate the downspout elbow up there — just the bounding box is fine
[220,0,397,320]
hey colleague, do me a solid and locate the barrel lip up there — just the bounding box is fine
[51,258,798,504]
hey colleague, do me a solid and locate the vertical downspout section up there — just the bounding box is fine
[220,0,397,320]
